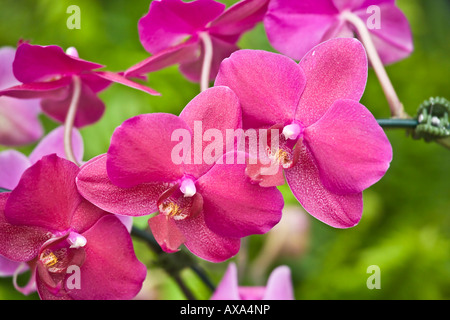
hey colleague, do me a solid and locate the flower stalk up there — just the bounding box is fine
[64,76,82,166]
[342,11,407,119]
[199,32,213,92]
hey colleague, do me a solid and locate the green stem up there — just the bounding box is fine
[0,188,11,193]
[377,118,419,129]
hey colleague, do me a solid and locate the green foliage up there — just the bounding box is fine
[0,0,449,300]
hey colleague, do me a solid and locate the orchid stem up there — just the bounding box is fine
[64,76,82,166]
[342,11,407,119]
[377,118,418,129]
[199,32,213,92]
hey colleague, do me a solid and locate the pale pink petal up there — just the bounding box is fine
[29,126,83,165]
[0,149,31,190]
[210,262,241,300]
[5,154,82,232]
[197,152,283,239]
[76,154,167,216]
[285,143,363,228]
[354,3,413,64]
[262,265,294,300]
[296,38,368,126]
[138,0,225,54]
[304,99,392,194]
[0,96,43,146]
[215,49,306,129]
[0,47,20,89]
[107,113,189,188]
[0,256,24,277]
[264,0,339,60]
[13,43,103,83]
[179,86,242,178]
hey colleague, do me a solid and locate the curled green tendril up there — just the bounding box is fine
[412,97,450,143]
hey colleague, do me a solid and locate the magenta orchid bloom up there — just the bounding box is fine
[0,126,82,292]
[125,0,269,83]
[0,154,146,300]
[215,38,393,228]
[0,43,159,128]
[0,46,43,146]
[264,0,413,64]
[76,86,284,262]
[211,262,294,300]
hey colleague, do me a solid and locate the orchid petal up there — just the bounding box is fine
[0,77,71,100]
[209,0,269,36]
[138,0,225,54]
[125,39,200,78]
[264,0,339,60]
[40,81,105,128]
[13,43,103,83]
[0,193,52,262]
[148,214,186,253]
[0,256,25,277]
[197,152,283,238]
[304,99,392,194]
[29,126,83,165]
[0,149,31,190]
[210,262,241,300]
[67,215,147,300]
[285,143,363,228]
[0,96,43,146]
[215,49,306,129]
[107,113,189,188]
[175,209,240,263]
[179,36,239,83]
[93,71,160,96]
[296,38,368,126]
[179,86,242,178]
[0,47,20,89]
[5,154,82,232]
[262,265,294,300]
[76,154,166,216]
[354,3,413,64]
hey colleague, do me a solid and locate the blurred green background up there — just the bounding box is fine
[0,0,449,300]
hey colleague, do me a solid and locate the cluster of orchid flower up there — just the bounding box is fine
[0,0,414,300]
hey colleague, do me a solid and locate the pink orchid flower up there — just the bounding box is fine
[125,0,269,90]
[0,46,43,146]
[0,126,82,293]
[0,42,160,128]
[76,86,284,262]
[215,38,393,228]
[264,0,413,65]
[211,262,294,300]
[0,154,146,300]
